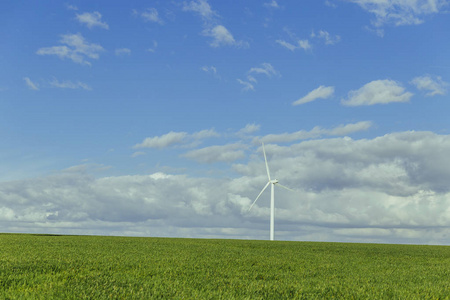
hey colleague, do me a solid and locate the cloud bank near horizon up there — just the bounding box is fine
[2,130,449,244]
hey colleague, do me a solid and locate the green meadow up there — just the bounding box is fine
[0,234,449,299]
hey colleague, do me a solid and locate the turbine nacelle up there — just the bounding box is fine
[271,179,279,184]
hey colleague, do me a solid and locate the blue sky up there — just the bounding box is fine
[1,0,450,244]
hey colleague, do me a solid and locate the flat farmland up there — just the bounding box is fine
[0,234,449,299]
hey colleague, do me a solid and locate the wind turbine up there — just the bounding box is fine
[248,143,294,241]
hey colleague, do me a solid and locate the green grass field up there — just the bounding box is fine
[0,234,449,299]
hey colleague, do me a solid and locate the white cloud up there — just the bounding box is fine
[140,8,164,24]
[247,75,257,83]
[23,77,39,90]
[275,40,297,51]
[66,4,78,11]
[276,39,311,51]
[115,48,131,56]
[0,170,249,238]
[201,65,216,73]
[257,121,372,143]
[341,79,413,106]
[201,65,219,78]
[293,85,335,105]
[365,26,386,37]
[348,0,449,27]
[249,62,280,77]
[264,1,280,8]
[239,63,280,91]
[134,131,188,149]
[277,26,341,51]
[134,129,219,149]
[49,79,92,90]
[131,151,146,158]
[237,79,255,91]
[238,124,261,136]
[298,39,312,50]
[327,121,373,135]
[3,131,450,244]
[191,129,220,140]
[311,30,341,45]
[203,25,236,47]
[184,143,247,163]
[325,0,338,8]
[278,28,339,52]
[76,11,109,29]
[411,75,448,96]
[147,41,158,53]
[183,1,246,48]
[182,0,215,19]
[36,33,104,66]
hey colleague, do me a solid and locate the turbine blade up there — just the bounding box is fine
[262,142,271,181]
[248,181,270,212]
[276,183,295,192]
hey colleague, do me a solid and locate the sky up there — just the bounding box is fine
[1,0,450,244]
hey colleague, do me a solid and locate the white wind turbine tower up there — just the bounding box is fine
[248,143,294,241]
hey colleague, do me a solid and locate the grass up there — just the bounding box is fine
[0,233,449,299]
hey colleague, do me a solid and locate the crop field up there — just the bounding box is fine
[0,234,449,299]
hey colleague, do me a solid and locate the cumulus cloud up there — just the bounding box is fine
[0,170,234,228]
[411,75,448,96]
[182,0,216,19]
[131,151,146,158]
[2,131,450,244]
[247,76,257,83]
[276,39,311,51]
[147,41,158,53]
[36,33,104,66]
[325,1,338,8]
[237,79,255,91]
[249,62,280,77]
[348,0,449,27]
[201,65,220,79]
[184,143,247,163]
[237,124,261,136]
[238,63,279,91]
[275,40,297,51]
[66,4,78,11]
[203,25,236,47]
[76,11,109,29]
[115,48,131,56]
[341,79,413,106]
[327,121,373,135]
[256,121,372,143]
[192,129,219,140]
[279,131,450,195]
[201,65,216,74]
[23,77,39,90]
[134,129,219,149]
[311,30,341,45]
[138,8,164,24]
[49,78,91,90]
[293,85,335,105]
[277,29,339,51]
[183,0,246,48]
[264,1,280,8]
[134,131,188,149]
